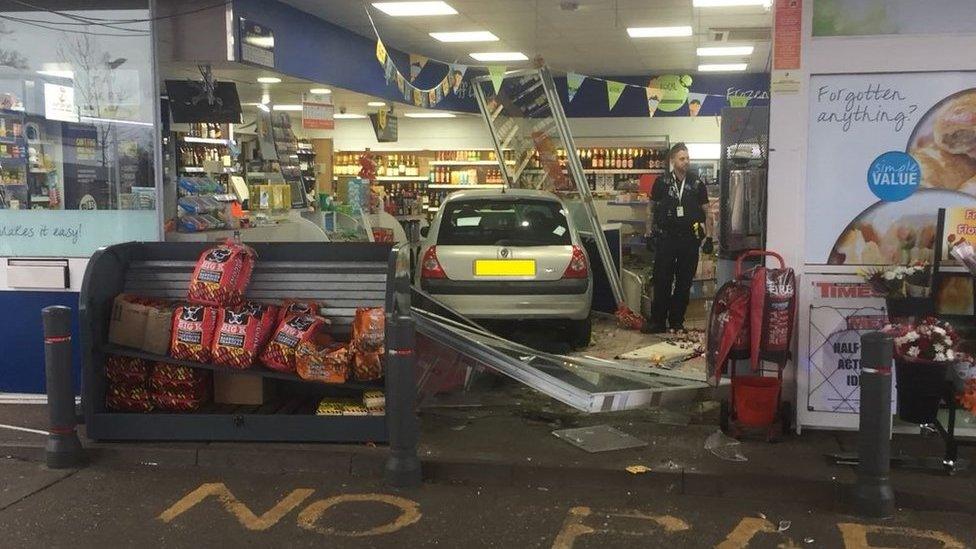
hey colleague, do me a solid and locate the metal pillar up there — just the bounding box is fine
[851,331,895,518]
[42,306,85,469]
[384,312,422,488]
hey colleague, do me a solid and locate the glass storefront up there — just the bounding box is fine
[0,1,159,256]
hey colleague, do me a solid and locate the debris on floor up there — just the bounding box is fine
[552,425,649,453]
[626,464,652,474]
[704,430,748,462]
[778,520,792,532]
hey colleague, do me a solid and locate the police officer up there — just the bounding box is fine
[644,143,713,333]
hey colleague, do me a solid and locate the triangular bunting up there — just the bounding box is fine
[607,80,626,110]
[375,40,387,64]
[413,88,424,107]
[688,92,707,116]
[396,72,406,93]
[728,94,750,108]
[409,54,428,82]
[384,58,395,84]
[645,88,661,117]
[428,89,438,105]
[449,64,468,94]
[488,65,506,93]
[566,72,585,102]
[440,76,451,95]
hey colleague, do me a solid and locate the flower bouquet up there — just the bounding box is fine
[860,262,934,320]
[885,317,958,424]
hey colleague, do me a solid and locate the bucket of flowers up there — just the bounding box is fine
[885,317,958,424]
[860,262,934,320]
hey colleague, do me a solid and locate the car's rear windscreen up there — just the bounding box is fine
[437,198,572,246]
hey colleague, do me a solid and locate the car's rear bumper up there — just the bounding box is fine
[421,281,591,320]
[421,278,589,295]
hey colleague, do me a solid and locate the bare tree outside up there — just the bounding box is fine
[0,21,28,69]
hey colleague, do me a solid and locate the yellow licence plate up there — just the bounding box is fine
[474,259,536,276]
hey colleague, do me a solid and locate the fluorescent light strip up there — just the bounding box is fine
[693,0,771,7]
[404,112,456,118]
[334,113,367,119]
[627,26,692,38]
[469,52,527,62]
[367,101,388,107]
[372,2,457,16]
[272,104,302,111]
[698,63,748,71]
[309,88,332,94]
[697,46,754,56]
[257,76,281,83]
[430,31,498,42]
[79,116,153,127]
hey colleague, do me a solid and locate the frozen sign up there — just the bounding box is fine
[805,72,976,266]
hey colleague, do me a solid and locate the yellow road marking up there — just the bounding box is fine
[837,522,966,549]
[551,506,691,548]
[296,493,422,537]
[715,517,800,549]
[158,482,314,531]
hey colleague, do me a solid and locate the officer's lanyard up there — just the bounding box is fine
[671,172,686,202]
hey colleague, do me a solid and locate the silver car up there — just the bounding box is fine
[417,189,593,346]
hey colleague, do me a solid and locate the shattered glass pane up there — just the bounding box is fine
[705,430,748,462]
[552,425,648,453]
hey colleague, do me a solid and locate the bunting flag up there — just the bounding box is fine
[384,58,395,84]
[396,72,406,93]
[687,92,707,116]
[488,65,506,94]
[409,54,428,82]
[428,89,438,105]
[440,76,451,95]
[413,88,424,106]
[566,72,585,102]
[645,88,661,117]
[375,40,387,64]
[728,94,750,108]
[607,80,626,110]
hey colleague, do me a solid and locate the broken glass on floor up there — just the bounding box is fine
[552,425,648,453]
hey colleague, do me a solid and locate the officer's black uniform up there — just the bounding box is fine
[648,169,709,330]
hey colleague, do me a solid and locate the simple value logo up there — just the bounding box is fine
[866,151,920,202]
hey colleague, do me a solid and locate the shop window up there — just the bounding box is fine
[0,2,159,257]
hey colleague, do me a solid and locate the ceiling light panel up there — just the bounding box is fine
[697,46,754,56]
[309,88,332,94]
[469,52,528,61]
[430,31,498,42]
[257,77,281,83]
[367,101,388,107]
[626,26,693,38]
[372,2,457,16]
[698,63,748,71]
[404,112,456,118]
[334,113,367,119]
[693,0,771,7]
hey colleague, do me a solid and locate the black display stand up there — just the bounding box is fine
[79,241,416,444]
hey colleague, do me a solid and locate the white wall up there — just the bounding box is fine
[293,115,721,151]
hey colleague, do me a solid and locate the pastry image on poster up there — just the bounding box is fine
[908,88,976,194]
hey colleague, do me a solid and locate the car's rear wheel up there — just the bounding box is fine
[567,317,592,349]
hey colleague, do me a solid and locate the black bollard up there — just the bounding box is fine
[851,331,895,518]
[384,312,422,488]
[42,306,84,469]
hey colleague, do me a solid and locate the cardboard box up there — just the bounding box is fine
[108,295,149,349]
[213,373,272,406]
[143,307,173,356]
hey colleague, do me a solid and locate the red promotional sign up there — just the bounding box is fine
[773,0,802,70]
[302,94,335,130]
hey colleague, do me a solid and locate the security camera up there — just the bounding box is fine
[339,106,347,114]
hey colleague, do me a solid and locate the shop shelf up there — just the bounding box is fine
[429,160,514,166]
[394,214,425,221]
[607,201,650,206]
[0,135,24,145]
[101,344,384,392]
[427,183,505,190]
[375,176,429,181]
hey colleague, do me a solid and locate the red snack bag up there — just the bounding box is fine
[150,363,210,393]
[187,239,257,307]
[353,350,384,382]
[104,355,152,386]
[351,307,385,353]
[260,314,327,373]
[151,388,208,412]
[105,384,154,413]
[242,301,280,349]
[211,307,265,369]
[296,341,350,384]
[170,305,218,363]
[277,300,322,325]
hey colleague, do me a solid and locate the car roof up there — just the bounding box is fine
[444,188,562,203]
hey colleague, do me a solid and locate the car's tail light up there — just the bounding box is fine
[421,246,447,279]
[562,245,588,279]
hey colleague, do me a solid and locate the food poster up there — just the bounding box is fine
[805,72,976,266]
[796,274,891,430]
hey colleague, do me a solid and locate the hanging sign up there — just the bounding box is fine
[774,0,802,70]
[302,93,334,130]
[239,18,275,68]
[728,94,751,108]
[488,66,506,94]
[567,72,585,102]
[375,39,388,64]
[607,80,626,110]
[369,110,398,143]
